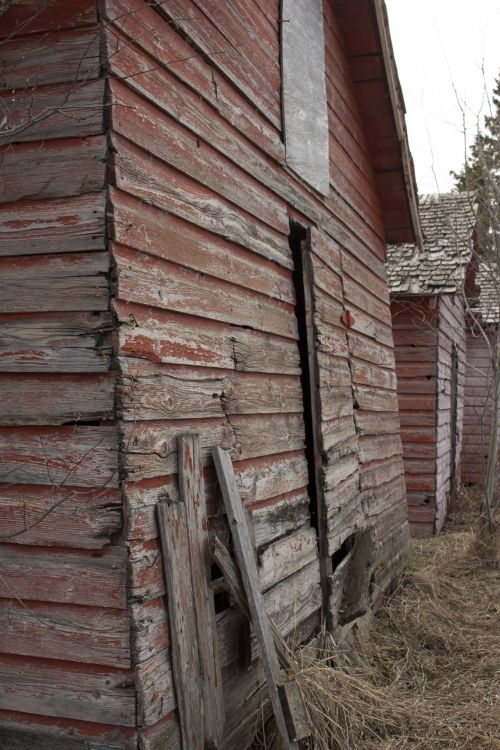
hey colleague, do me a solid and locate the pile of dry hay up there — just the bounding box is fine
[256,490,500,750]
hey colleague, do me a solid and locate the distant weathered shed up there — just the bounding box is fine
[0,0,419,747]
[387,193,476,536]
[461,263,500,485]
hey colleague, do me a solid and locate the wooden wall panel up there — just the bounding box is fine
[0,5,130,745]
[2,0,412,746]
[461,328,499,484]
[390,296,438,536]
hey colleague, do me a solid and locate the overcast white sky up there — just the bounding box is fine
[385,0,500,194]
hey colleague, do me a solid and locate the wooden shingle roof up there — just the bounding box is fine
[470,261,500,325]
[387,192,476,295]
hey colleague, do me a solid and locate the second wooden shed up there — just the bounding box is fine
[461,262,500,485]
[387,193,476,536]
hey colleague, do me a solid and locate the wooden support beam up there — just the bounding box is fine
[178,435,224,748]
[157,500,203,750]
[212,447,299,750]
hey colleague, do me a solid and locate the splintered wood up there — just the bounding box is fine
[212,446,301,750]
[157,434,224,750]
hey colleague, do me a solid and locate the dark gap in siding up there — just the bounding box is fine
[289,220,318,534]
[331,533,355,572]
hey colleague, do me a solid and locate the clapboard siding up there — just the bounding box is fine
[461,328,499,484]
[390,296,438,534]
[391,294,468,536]
[0,6,129,746]
[2,0,414,747]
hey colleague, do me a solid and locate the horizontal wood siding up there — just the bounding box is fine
[391,297,438,536]
[103,0,408,741]
[0,3,131,746]
[2,0,411,747]
[461,328,499,484]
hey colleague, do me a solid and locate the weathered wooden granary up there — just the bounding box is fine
[0,0,420,747]
[461,262,500,485]
[387,193,476,537]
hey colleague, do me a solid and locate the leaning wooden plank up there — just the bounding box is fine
[212,447,298,750]
[178,435,224,747]
[278,681,311,743]
[156,500,204,749]
[211,534,290,668]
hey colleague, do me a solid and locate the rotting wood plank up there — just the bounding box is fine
[0,0,98,38]
[114,301,300,374]
[152,0,281,127]
[0,373,115,425]
[104,0,283,162]
[178,435,224,747]
[0,485,121,548]
[0,654,136,727]
[0,192,106,257]
[0,424,119,488]
[0,79,105,146]
[212,446,298,750]
[0,598,130,668]
[0,252,110,314]
[111,188,293,303]
[0,136,106,203]
[156,501,203,749]
[0,28,101,92]
[123,413,305,483]
[113,244,297,340]
[0,311,112,373]
[0,544,127,608]
[111,133,289,268]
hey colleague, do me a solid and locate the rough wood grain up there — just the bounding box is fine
[0,136,106,203]
[111,188,293,303]
[0,372,115,424]
[0,655,135,726]
[258,527,318,592]
[156,501,203,749]
[0,544,127,608]
[0,252,109,313]
[212,447,298,750]
[113,244,297,340]
[0,311,112,373]
[0,599,130,667]
[0,192,106,257]
[115,301,300,374]
[0,79,105,145]
[0,485,121,548]
[0,424,118,488]
[0,28,101,92]
[178,435,224,747]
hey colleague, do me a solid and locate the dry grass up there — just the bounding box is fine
[255,490,500,749]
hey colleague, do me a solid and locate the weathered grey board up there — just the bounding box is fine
[178,435,224,747]
[281,0,329,194]
[156,501,203,749]
[212,447,298,750]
